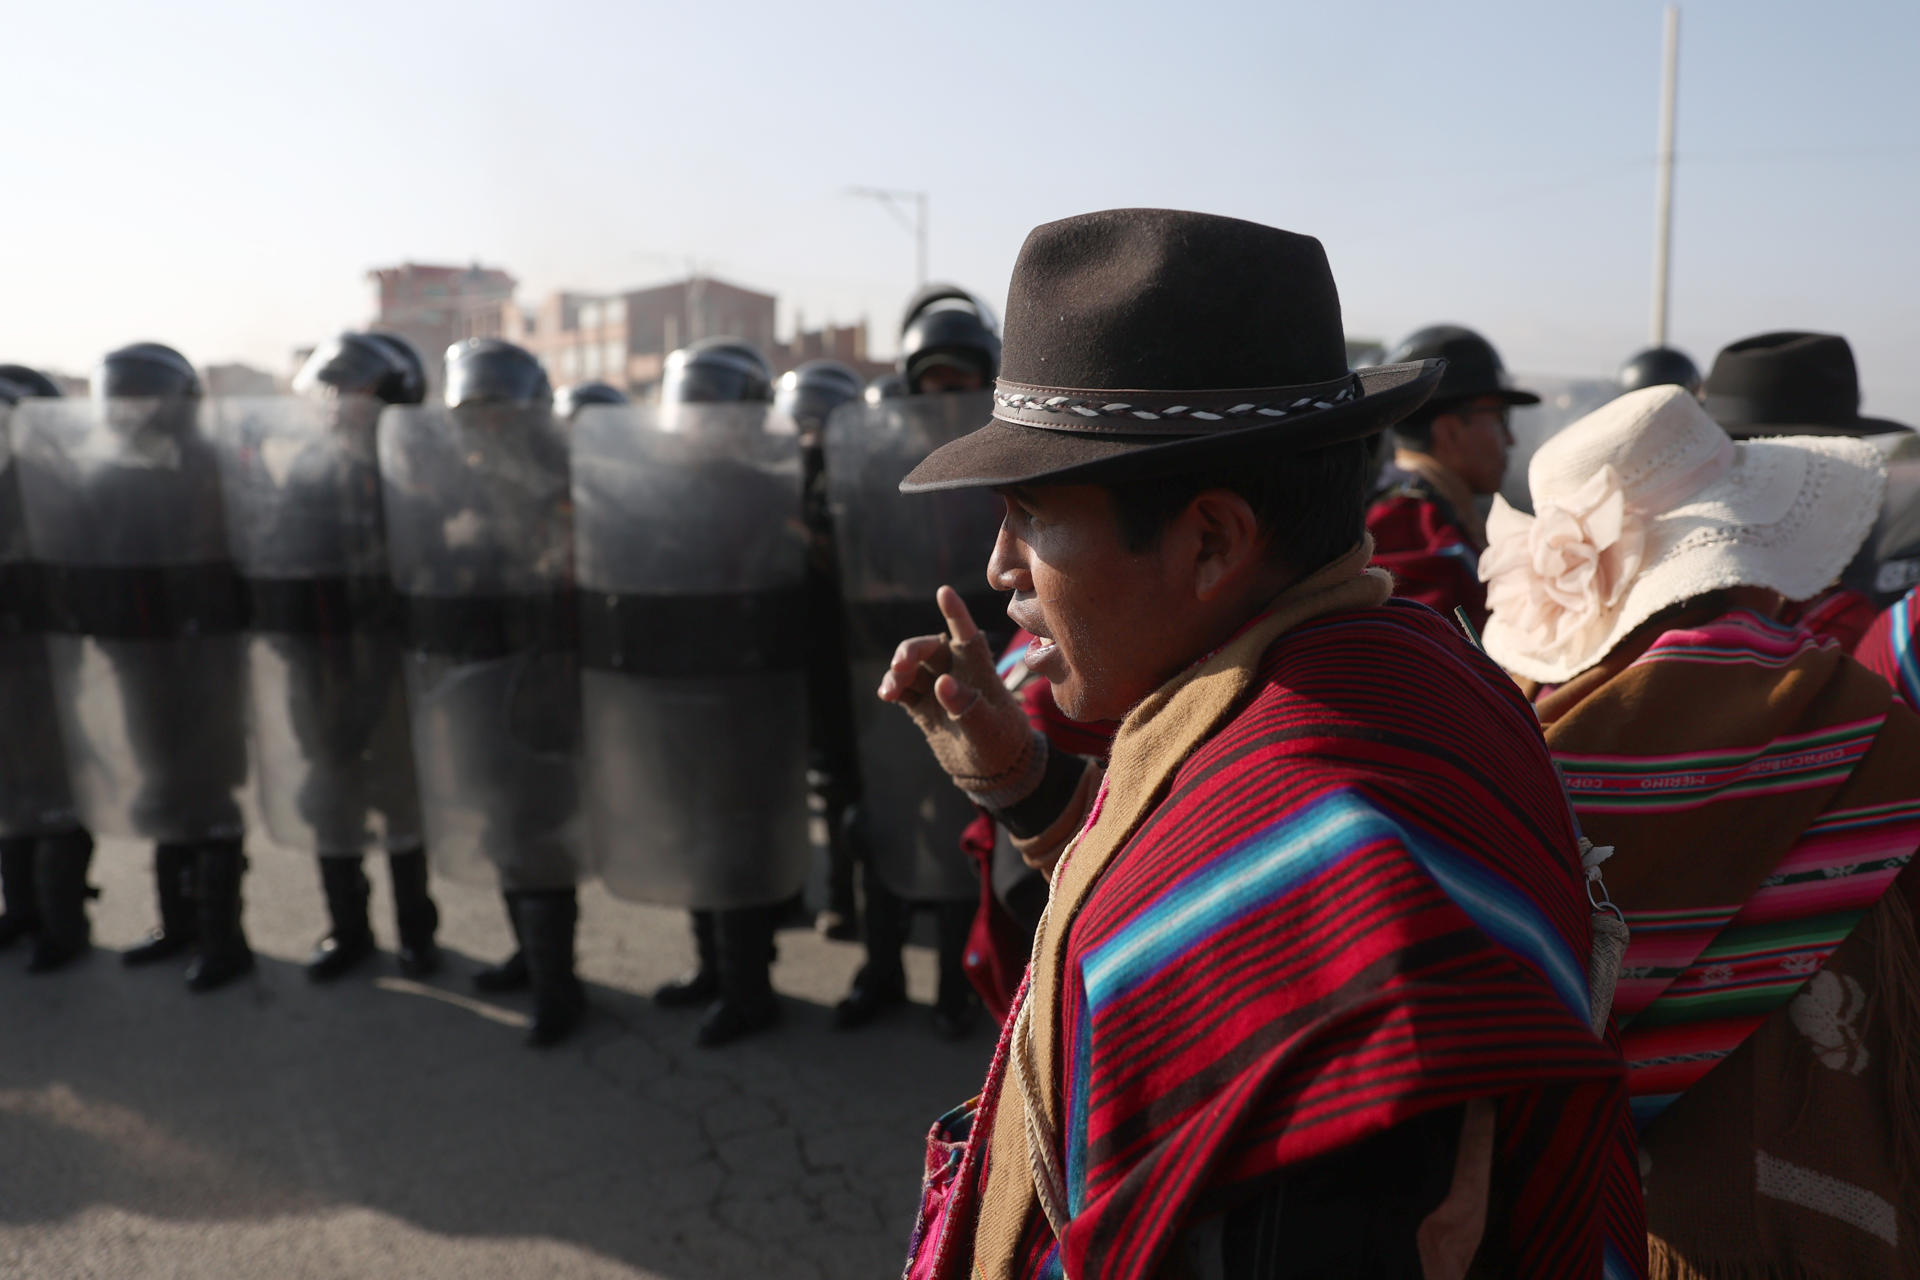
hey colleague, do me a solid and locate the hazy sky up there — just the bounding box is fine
[6,0,1917,417]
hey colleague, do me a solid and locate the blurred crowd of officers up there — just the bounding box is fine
[1,292,1914,1080]
[0,286,1014,1051]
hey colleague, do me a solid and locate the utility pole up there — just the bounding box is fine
[847,187,929,288]
[1651,4,1680,346]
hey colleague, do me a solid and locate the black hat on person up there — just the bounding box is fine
[0,365,61,402]
[295,331,427,406]
[899,283,999,338]
[444,338,550,409]
[1383,325,1538,411]
[97,342,201,400]
[660,338,773,405]
[1703,331,1911,438]
[898,289,1000,395]
[368,333,427,403]
[1618,345,1702,397]
[901,208,1444,492]
[554,380,629,422]
[775,360,863,431]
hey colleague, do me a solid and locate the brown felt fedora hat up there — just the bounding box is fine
[901,208,1444,493]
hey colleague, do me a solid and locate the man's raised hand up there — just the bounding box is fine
[875,586,1046,809]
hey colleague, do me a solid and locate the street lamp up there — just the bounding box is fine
[846,187,928,289]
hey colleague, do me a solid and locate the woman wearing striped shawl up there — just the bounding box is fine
[884,208,1643,1280]
[1482,384,1920,1279]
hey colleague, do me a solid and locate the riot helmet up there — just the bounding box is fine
[899,283,1000,338]
[775,360,863,435]
[96,342,201,401]
[1617,345,1702,397]
[295,331,427,406]
[1383,325,1538,410]
[368,333,426,401]
[444,338,551,410]
[554,381,630,422]
[0,364,62,403]
[898,290,1000,395]
[863,372,905,407]
[660,338,773,405]
[95,342,200,437]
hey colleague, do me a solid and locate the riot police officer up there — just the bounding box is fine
[642,338,796,1048]
[382,338,586,1046]
[833,289,1004,1038]
[228,331,441,982]
[895,285,1001,395]
[775,360,867,940]
[0,365,95,973]
[14,343,254,991]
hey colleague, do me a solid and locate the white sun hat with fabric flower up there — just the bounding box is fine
[1480,383,1886,684]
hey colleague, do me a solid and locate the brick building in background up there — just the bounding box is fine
[521,275,895,394]
[371,262,894,398]
[519,276,778,391]
[367,262,518,397]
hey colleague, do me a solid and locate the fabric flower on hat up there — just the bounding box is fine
[1480,465,1647,668]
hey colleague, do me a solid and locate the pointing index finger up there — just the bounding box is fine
[936,584,981,646]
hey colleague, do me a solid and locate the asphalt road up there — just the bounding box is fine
[0,831,992,1279]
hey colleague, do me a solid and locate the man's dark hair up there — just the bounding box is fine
[1104,436,1376,576]
[1385,397,1461,452]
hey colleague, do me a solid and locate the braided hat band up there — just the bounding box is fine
[991,373,1360,437]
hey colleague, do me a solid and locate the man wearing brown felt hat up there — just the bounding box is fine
[885,208,1643,1280]
[1704,331,1916,652]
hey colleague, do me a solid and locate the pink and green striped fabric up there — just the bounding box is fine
[1535,608,1920,1131]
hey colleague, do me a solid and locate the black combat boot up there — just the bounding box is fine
[834,865,909,1030]
[472,890,529,992]
[931,899,980,1040]
[27,829,94,974]
[815,799,860,942]
[123,843,198,966]
[518,889,586,1048]
[0,836,40,950]
[185,841,254,992]
[307,857,375,983]
[653,910,721,1008]
[387,847,440,979]
[697,905,780,1049]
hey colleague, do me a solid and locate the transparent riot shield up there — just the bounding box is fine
[0,406,79,837]
[378,404,581,889]
[207,396,420,856]
[572,401,811,909]
[10,398,249,842]
[824,390,1008,901]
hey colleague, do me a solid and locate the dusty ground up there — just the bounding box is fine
[0,832,991,1279]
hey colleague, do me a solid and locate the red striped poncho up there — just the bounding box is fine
[1365,465,1489,630]
[1857,584,1920,705]
[910,598,1644,1279]
[1780,584,1879,653]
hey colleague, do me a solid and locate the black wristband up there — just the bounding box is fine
[991,745,1089,840]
